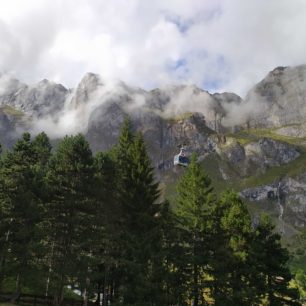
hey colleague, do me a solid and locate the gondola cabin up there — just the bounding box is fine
[173,148,189,167]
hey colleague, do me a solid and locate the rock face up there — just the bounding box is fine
[1,72,243,135]
[2,64,306,141]
[87,105,216,171]
[241,174,306,231]
[216,137,300,178]
[0,107,21,147]
[244,138,300,166]
[0,74,68,117]
[246,65,306,128]
[70,73,104,108]
[275,123,306,138]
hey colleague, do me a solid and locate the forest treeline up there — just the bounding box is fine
[0,119,302,306]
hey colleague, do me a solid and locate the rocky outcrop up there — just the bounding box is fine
[275,123,306,138]
[246,65,306,128]
[244,138,300,166]
[69,73,104,108]
[0,74,68,117]
[241,174,306,229]
[86,106,217,171]
[216,137,300,178]
[241,184,279,202]
[0,107,20,147]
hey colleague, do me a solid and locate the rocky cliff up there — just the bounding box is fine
[246,65,306,128]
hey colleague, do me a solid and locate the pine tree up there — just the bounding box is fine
[210,191,255,306]
[175,154,216,306]
[32,132,52,166]
[251,215,301,305]
[0,133,44,297]
[0,151,11,290]
[113,119,165,306]
[92,151,119,306]
[31,132,52,205]
[161,202,190,306]
[44,134,96,306]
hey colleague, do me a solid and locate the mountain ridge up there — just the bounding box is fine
[1,64,306,236]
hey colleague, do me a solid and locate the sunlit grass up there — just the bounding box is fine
[0,105,24,118]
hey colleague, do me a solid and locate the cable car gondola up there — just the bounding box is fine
[173,147,189,167]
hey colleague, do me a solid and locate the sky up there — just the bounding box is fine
[0,0,306,96]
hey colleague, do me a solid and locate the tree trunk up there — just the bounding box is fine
[83,288,88,306]
[102,266,108,306]
[45,242,55,297]
[109,276,114,304]
[193,237,199,306]
[95,282,101,306]
[267,275,273,306]
[82,277,90,306]
[193,262,199,306]
[10,273,21,304]
[53,275,64,306]
[0,252,6,291]
[0,229,11,290]
[53,289,64,306]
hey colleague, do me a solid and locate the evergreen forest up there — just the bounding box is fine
[0,119,303,306]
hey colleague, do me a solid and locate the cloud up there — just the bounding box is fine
[0,0,306,96]
[30,78,124,138]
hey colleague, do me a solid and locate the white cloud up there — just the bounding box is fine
[0,0,306,96]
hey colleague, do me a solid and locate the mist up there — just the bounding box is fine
[29,79,126,138]
[26,73,264,139]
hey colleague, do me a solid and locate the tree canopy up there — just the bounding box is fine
[0,124,302,306]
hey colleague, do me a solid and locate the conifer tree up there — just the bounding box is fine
[113,119,165,306]
[161,202,190,306]
[0,151,11,290]
[92,151,119,305]
[31,132,52,204]
[251,215,301,305]
[0,133,44,297]
[175,154,216,306]
[210,191,255,306]
[32,132,52,166]
[45,134,96,306]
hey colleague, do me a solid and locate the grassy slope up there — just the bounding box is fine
[229,127,306,188]
[0,106,24,119]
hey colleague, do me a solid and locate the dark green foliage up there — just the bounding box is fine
[44,134,96,303]
[210,191,255,306]
[112,119,165,306]
[175,153,216,306]
[0,133,45,294]
[0,124,300,306]
[32,132,52,167]
[251,215,301,305]
[92,151,119,306]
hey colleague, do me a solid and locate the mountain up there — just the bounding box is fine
[0,75,68,117]
[246,65,306,128]
[1,65,306,237]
